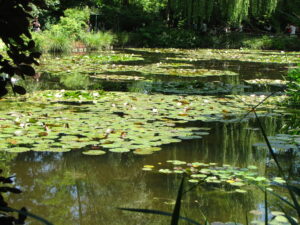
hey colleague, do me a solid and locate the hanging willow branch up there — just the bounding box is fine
[168,0,279,27]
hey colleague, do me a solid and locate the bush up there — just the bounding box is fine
[32,7,90,53]
[241,35,273,49]
[81,31,115,50]
[115,27,300,50]
[115,32,130,48]
[32,29,73,53]
[286,65,300,107]
[59,7,90,40]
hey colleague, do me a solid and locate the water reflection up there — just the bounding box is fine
[6,116,284,225]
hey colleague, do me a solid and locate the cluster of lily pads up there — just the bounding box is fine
[0,90,285,155]
[253,134,300,155]
[244,79,287,87]
[36,49,300,84]
[143,160,285,193]
[140,81,246,95]
[250,211,298,225]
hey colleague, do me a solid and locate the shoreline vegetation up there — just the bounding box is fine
[21,7,299,54]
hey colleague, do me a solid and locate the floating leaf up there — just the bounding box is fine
[235,189,247,193]
[82,150,106,155]
[230,182,245,187]
[188,179,199,183]
[159,169,172,174]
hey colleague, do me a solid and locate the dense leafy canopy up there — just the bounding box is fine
[0,0,42,97]
[35,0,300,31]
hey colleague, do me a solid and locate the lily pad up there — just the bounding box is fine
[82,150,106,155]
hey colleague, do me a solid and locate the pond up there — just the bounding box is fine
[1,48,300,225]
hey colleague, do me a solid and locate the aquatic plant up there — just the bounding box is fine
[0,90,285,156]
[120,91,300,225]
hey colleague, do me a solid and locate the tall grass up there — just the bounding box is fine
[32,31,73,53]
[81,31,115,50]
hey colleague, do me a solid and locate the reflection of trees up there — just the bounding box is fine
[142,116,283,222]
[5,116,285,224]
[8,151,168,225]
[187,186,263,224]
[0,152,17,176]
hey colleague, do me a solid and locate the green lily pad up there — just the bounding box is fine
[82,150,106,155]
[159,169,172,174]
[229,182,245,187]
[109,148,130,153]
[235,189,247,193]
[188,179,199,183]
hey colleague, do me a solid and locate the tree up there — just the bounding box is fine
[167,0,279,28]
[0,0,43,97]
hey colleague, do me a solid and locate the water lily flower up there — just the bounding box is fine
[152,108,158,113]
[55,93,63,98]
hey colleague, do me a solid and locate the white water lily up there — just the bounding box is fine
[55,93,63,98]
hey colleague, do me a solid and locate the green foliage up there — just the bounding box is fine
[241,35,273,49]
[32,29,73,53]
[32,7,90,53]
[286,65,300,107]
[115,32,130,47]
[120,28,300,50]
[134,0,167,13]
[168,0,279,28]
[81,31,116,50]
[0,0,41,97]
[59,7,90,39]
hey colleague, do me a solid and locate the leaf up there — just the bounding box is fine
[280,207,298,225]
[17,207,27,224]
[0,88,8,97]
[264,187,268,225]
[171,177,184,225]
[18,64,35,76]
[13,85,26,95]
[0,187,21,194]
[30,52,42,59]
[0,206,53,225]
[27,40,35,49]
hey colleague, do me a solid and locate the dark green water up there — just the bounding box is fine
[4,117,294,225]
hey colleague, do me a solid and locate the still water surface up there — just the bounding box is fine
[3,49,299,225]
[6,118,288,225]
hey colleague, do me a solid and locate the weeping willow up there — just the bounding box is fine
[250,0,278,18]
[168,0,279,27]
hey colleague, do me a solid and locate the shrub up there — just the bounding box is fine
[32,30,73,53]
[81,31,115,50]
[58,7,90,40]
[286,65,300,107]
[241,35,273,49]
[115,32,130,48]
[32,7,90,53]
